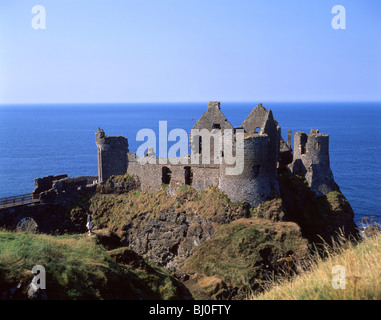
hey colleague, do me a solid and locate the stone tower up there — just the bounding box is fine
[95,128,129,183]
[218,132,279,208]
[241,103,279,179]
[291,129,337,196]
[191,101,234,165]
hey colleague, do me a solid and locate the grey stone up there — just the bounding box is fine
[95,101,338,206]
[15,217,39,233]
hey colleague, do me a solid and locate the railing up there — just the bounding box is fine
[0,193,40,209]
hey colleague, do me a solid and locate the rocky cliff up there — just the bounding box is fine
[65,172,358,299]
[0,172,359,300]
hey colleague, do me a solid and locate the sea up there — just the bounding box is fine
[0,102,380,226]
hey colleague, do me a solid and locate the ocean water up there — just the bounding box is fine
[0,102,380,226]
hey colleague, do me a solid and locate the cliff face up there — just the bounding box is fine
[0,172,359,300]
[76,173,358,299]
[87,184,250,272]
[277,173,358,243]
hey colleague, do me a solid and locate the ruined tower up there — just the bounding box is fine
[218,132,279,207]
[95,128,129,183]
[191,101,234,165]
[291,129,337,196]
[241,104,279,178]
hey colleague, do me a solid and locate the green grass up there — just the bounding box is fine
[88,186,248,233]
[182,218,309,289]
[0,230,186,300]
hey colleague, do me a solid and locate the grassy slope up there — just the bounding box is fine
[252,233,381,300]
[7,174,359,300]
[0,230,186,300]
[182,218,309,289]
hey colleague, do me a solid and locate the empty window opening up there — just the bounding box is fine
[199,137,202,155]
[212,123,221,129]
[301,141,307,154]
[184,166,193,185]
[162,167,172,185]
[255,127,261,133]
[253,165,260,178]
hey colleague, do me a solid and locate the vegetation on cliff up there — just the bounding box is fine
[181,218,309,298]
[251,231,381,300]
[87,183,248,233]
[0,230,190,300]
[0,172,362,300]
[62,173,360,299]
[277,173,358,243]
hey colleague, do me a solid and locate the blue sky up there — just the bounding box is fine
[0,0,380,104]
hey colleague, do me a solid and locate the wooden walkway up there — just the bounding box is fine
[0,193,40,209]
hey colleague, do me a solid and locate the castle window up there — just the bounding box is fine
[162,167,172,185]
[253,165,260,177]
[212,124,221,129]
[301,142,307,154]
[315,142,321,151]
[184,166,193,185]
[255,127,261,133]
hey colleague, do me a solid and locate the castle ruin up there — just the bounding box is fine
[96,102,337,208]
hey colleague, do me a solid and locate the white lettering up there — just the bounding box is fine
[31,5,46,30]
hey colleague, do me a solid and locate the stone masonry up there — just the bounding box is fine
[95,102,338,207]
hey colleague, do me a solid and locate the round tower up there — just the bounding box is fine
[291,129,336,196]
[218,132,279,208]
[305,131,330,167]
[305,131,336,196]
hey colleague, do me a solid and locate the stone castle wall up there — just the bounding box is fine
[126,152,220,193]
[95,102,337,207]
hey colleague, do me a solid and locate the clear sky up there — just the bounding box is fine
[0,0,380,104]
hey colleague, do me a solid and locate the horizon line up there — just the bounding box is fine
[0,100,380,106]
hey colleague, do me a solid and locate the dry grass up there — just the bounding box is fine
[251,230,381,300]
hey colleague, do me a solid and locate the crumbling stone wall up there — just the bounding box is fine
[127,158,163,192]
[96,128,129,183]
[127,152,220,194]
[291,130,337,196]
[40,176,97,206]
[95,101,338,208]
[191,101,233,165]
[32,174,68,197]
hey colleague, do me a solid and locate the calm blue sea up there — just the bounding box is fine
[0,102,380,226]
